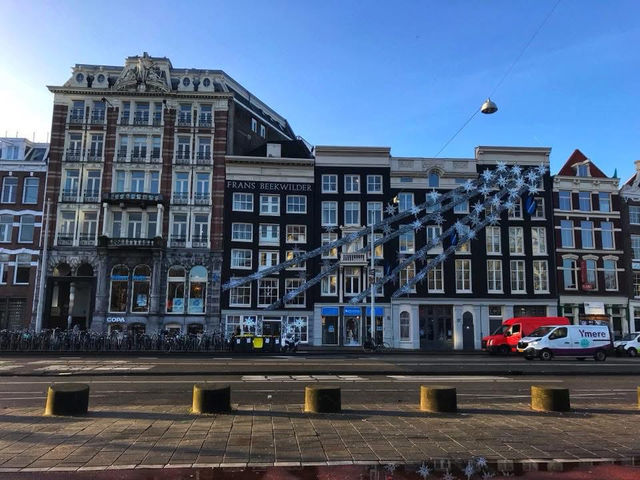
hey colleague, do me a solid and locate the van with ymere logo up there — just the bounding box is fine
[517,324,613,361]
[482,316,570,354]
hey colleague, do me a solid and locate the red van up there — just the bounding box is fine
[482,316,570,354]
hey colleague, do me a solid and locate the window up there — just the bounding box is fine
[171,214,187,242]
[427,262,444,292]
[601,222,614,249]
[585,259,598,289]
[321,233,338,258]
[456,240,470,254]
[510,260,526,293]
[259,224,279,245]
[251,118,258,133]
[128,212,143,238]
[197,137,211,160]
[14,254,31,285]
[576,164,589,177]
[367,202,383,225]
[428,172,440,188]
[344,201,360,225]
[599,193,611,212]
[509,227,524,255]
[286,316,308,343]
[285,250,306,270]
[531,227,547,255]
[578,191,592,211]
[259,124,266,138]
[367,175,383,193]
[231,249,252,269]
[399,230,415,253]
[455,259,471,292]
[630,206,640,225]
[604,260,618,291]
[533,260,549,293]
[399,311,410,341]
[88,134,104,158]
[321,266,338,295]
[345,175,360,193]
[80,211,97,243]
[286,225,306,243]
[260,194,280,215]
[229,280,251,307]
[634,274,640,297]
[322,174,337,193]
[563,258,578,289]
[486,226,501,254]
[233,193,253,212]
[559,191,572,210]
[173,172,189,200]
[151,136,161,159]
[22,178,39,204]
[110,265,129,313]
[131,171,145,193]
[194,173,209,201]
[85,170,101,198]
[192,214,208,245]
[321,201,337,225]
[231,223,252,242]
[399,262,416,292]
[2,177,17,203]
[0,254,8,284]
[286,195,307,213]
[344,266,361,295]
[176,136,190,159]
[397,193,414,212]
[454,199,469,214]
[581,221,594,249]
[426,226,443,253]
[285,279,305,306]
[131,265,151,313]
[59,211,76,243]
[189,266,207,314]
[132,136,147,159]
[632,235,640,259]
[258,278,279,306]
[487,259,503,293]
[561,220,574,248]
[508,199,522,219]
[533,198,545,218]
[0,215,12,242]
[370,233,383,258]
[114,171,126,192]
[18,215,34,243]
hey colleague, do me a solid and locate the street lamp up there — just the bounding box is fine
[481,98,498,114]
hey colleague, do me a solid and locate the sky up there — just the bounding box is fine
[0,0,638,180]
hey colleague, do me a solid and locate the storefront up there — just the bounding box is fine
[223,312,310,342]
[559,298,629,338]
[317,305,387,346]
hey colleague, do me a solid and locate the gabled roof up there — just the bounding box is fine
[557,149,608,178]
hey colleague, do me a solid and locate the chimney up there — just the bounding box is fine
[266,143,281,158]
[635,160,640,172]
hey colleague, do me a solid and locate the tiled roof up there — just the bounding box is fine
[557,149,608,178]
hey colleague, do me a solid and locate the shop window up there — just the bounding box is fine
[286,316,308,343]
[109,265,129,313]
[131,265,151,313]
[166,266,186,313]
[400,311,410,341]
[189,266,207,314]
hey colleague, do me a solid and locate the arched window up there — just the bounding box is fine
[400,311,410,341]
[76,263,94,277]
[109,265,129,313]
[188,266,207,314]
[53,263,72,276]
[428,171,440,188]
[131,265,151,313]
[166,266,186,313]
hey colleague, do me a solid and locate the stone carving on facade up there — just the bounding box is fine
[113,53,169,93]
[48,251,100,275]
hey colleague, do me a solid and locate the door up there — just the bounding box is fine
[547,326,570,355]
[462,311,475,350]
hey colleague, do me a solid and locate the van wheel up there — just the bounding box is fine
[628,347,637,357]
[498,345,510,355]
[540,349,553,361]
[594,350,607,362]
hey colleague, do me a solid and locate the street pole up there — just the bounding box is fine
[35,198,51,333]
[370,222,374,343]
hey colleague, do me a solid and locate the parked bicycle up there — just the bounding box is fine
[362,336,391,353]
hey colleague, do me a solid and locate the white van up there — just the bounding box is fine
[614,332,640,356]
[517,325,613,361]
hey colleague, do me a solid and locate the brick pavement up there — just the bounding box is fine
[0,400,639,474]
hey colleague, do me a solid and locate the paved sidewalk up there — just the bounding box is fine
[0,398,639,475]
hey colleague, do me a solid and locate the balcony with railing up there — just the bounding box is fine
[170,235,187,248]
[69,109,84,124]
[102,191,164,205]
[150,149,161,163]
[191,235,209,248]
[89,110,105,124]
[130,153,148,164]
[86,150,103,162]
[198,115,212,128]
[56,234,74,246]
[65,149,82,162]
[133,112,150,125]
[174,152,191,165]
[193,192,210,205]
[115,149,128,163]
[79,233,96,246]
[195,151,212,165]
[61,189,79,202]
[177,113,192,127]
[172,192,189,205]
[340,252,367,264]
[98,235,163,249]
[83,189,100,203]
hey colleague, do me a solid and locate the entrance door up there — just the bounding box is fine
[262,320,282,336]
[419,305,453,350]
[462,311,475,351]
[322,316,338,345]
[364,316,384,344]
[344,316,361,346]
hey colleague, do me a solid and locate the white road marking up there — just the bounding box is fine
[240,375,366,382]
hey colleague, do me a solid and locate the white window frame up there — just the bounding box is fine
[486,226,501,255]
[603,258,618,291]
[321,174,337,193]
[508,199,523,219]
[510,260,526,293]
[399,262,416,293]
[286,195,307,214]
[321,267,338,296]
[533,197,545,219]
[399,229,415,254]
[260,194,280,216]
[230,249,252,269]
[455,259,472,293]
[487,259,503,293]
[367,175,383,194]
[258,250,280,270]
[531,227,547,255]
[229,281,251,307]
[344,174,360,193]
[257,278,279,307]
[344,201,360,226]
[533,260,549,293]
[427,262,444,293]
[286,225,307,244]
[231,223,253,242]
[399,311,411,341]
[321,233,338,259]
[562,257,578,290]
[321,201,337,226]
[509,226,524,255]
[232,192,254,212]
[581,221,595,249]
[22,177,39,204]
[600,221,615,250]
[285,250,306,270]
[367,202,383,226]
[558,191,572,211]
[560,220,575,248]
[259,224,280,246]
[284,278,305,307]
[578,191,592,212]
[18,215,35,243]
[630,206,640,225]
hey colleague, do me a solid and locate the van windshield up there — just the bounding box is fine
[528,326,556,338]
[492,325,509,336]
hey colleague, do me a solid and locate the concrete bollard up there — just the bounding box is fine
[44,383,90,416]
[304,386,341,413]
[419,386,457,413]
[531,385,570,412]
[192,384,231,414]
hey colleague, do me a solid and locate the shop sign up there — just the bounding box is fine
[584,302,605,315]
[344,306,361,316]
[106,317,126,323]
[321,306,339,316]
[365,306,384,316]
[226,180,312,192]
[172,298,184,313]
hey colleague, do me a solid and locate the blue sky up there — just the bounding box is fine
[1,0,638,180]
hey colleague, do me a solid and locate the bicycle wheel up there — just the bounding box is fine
[381,342,391,350]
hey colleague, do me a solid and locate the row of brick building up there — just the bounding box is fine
[2,53,640,349]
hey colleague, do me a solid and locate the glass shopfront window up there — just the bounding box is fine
[188,266,207,314]
[343,307,362,346]
[365,306,384,344]
[166,266,186,313]
[109,265,129,313]
[321,307,339,345]
[131,265,151,313]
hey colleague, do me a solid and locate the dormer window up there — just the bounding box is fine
[576,164,589,177]
[428,171,440,187]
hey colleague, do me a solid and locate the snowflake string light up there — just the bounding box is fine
[322,259,334,269]
[411,205,422,216]
[481,472,494,480]
[515,177,525,189]
[433,213,445,225]
[503,200,514,211]
[472,201,485,214]
[385,203,398,216]
[482,169,494,182]
[526,170,539,183]
[383,224,393,235]
[470,214,481,227]
[323,225,337,233]
[297,271,307,280]
[463,179,475,192]
[428,190,441,203]
[467,229,477,240]
[464,461,475,479]
[416,249,427,260]
[496,161,507,172]
[490,195,502,207]
[479,184,491,197]
[442,469,457,480]
[416,462,432,479]
[475,457,488,468]
[412,219,423,231]
[527,184,540,195]
[454,220,465,233]
[510,164,522,176]
[497,176,507,187]
[488,213,500,225]
[384,463,397,473]
[537,163,548,175]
